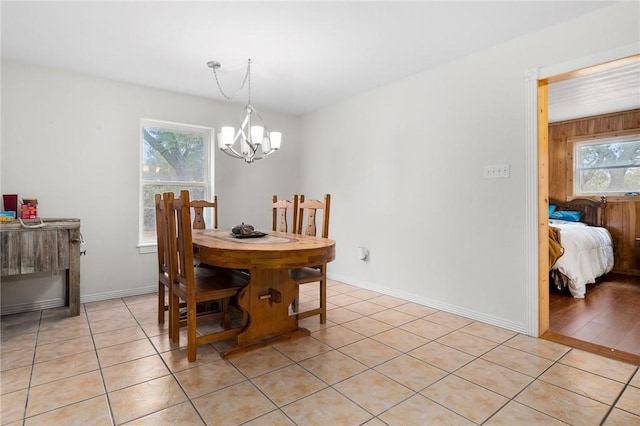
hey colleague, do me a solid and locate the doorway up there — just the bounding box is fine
[536,53,640,364]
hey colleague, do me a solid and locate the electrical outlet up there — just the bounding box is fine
[484,164,510,179]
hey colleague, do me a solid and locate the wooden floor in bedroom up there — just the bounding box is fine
[545,273,640,365]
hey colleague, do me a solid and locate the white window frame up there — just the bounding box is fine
[572,132,640,197]
[138,118,214,253]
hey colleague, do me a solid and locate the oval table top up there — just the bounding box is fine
[192,228,336,270]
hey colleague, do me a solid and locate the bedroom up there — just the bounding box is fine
[542,59,640,361]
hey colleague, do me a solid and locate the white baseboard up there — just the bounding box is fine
[0,285,157,316]
[327,272,529,335]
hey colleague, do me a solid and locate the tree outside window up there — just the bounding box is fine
[574,136,640,195]
[139,119,212,245]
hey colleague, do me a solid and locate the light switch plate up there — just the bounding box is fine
[484,164,510,178]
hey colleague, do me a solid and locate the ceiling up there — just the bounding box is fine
[1,1,635,118]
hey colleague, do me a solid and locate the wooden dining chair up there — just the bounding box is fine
[165,190,248,362]
[272,194,299,233]
[290,193,331,323]
[154,194,171,326]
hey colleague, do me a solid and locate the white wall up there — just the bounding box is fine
[1,61,299,311]
[300,2,640,333]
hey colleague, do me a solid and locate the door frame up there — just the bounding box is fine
[526,43,640,337]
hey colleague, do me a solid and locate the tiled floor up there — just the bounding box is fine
[1,279,639,425]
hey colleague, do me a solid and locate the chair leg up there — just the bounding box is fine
[158,282,165,324]
[320,278,326,324]
[187,302,198,362]
[170,292,180,343]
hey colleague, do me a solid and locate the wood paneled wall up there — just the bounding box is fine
[549,109,640,275]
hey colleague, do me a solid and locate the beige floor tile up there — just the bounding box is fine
[123,293,157,307]
[326,307,363,324]
[33,335,94,363]
[148,329,189,353]
[229,346,293,378]
[393,302,439,318]
[251,364,327,406]
[192,381,276,425]
[102,354,170,392]
[369,309,416,327]
[459,321,518,343]
[86,305,133,323]
[139,320,169,338]
[1,311,41,328]
[282,387,372,425]
[341,316,393,337]
[327,293,362,307]
[540,363,626,405]
[615,385,640,415]
[603,408,640,425]
[89,315,139,334]
[84,298,126,311]
[339,338,402,368]
[26,370,104,417]
[482,344,555,377]
[92,325,147,349]
[371,328,429,352]
[421,374,508,424]
[399,318,453,340]
[24,395,112,426]
[298,316,335,332]
[375,354,447,391]
[273,335,332,362]
[1,388,27,424]
[1,332,37,354]
[123,401,204,425]
[344,300,388,316]
[312,325,365,348]
[1,320,39,337]
[333,369,414,415]
[484,401,565,425]
[97,338,156,368]
[0,365,31,394]
[242,409,296,425]
[37,314,89,332]
[329,282,359,293]
[1,347,35,371]
[175,359,246,399]
[631,369,640,387]
[515,380,609,425]
[160,344,223,373]
[559,349,637,383]
[363,417,388,426]
[348,288,384,300]
[505,334,570,360]
[299,350,367,385]
[36,322,90,345]
[454,358,534,398]
[436,330,498,357]
[367,294,407,308]
[424,311,474,329]
[31,351,99,386]
[109,375,187,424]
[409,341,475,372]
[379,393,475,426]
[40,306,86,320]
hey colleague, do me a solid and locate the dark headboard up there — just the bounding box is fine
[549,196,606,227]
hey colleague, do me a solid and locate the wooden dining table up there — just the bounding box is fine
[191,228,336,358]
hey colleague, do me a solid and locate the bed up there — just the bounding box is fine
[549,197,614,298]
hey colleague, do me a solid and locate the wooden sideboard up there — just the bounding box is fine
[1,218,82,316]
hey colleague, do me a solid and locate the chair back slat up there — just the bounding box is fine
[272,195,299,233]
[296,194,331,238]
[190,196,218,229]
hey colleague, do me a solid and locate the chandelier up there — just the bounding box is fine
[207,59,281,163]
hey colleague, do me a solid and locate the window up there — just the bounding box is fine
[574,134,640,196]
[139,119,213,247]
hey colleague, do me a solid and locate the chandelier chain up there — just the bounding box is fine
[212,59,252,103]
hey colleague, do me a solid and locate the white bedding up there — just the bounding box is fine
[550,219,614,298]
